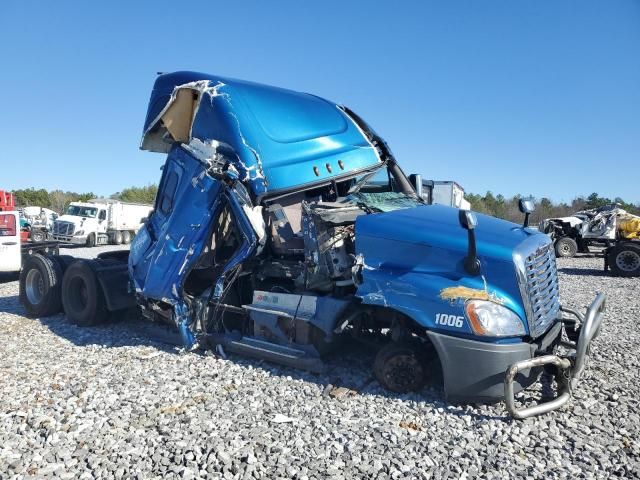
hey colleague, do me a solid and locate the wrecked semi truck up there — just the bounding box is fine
[19,72,606,418]
[51,199,152,246]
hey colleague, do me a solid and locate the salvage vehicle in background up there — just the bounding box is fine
[540,204,640,276]
[20,206,59,242]
[19,72,606,418]
[0,211,58,273]
[51,199,152,247]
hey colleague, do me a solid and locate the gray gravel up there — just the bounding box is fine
[1,247,639,479]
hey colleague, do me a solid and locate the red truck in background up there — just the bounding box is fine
[0,190,15,212]
[0,190,31,243]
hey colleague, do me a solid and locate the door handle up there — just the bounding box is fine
[2,242,17,245]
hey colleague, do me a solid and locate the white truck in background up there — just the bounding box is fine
[51,199,153,247]
[1,211,58,273]
[410,177,471,209]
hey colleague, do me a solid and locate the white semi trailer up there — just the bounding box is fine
[51,199,153,247]
[410,177,471,209]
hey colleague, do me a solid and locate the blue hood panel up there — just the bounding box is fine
[354,205,543,338]
[356,204,534,263]
[142,72,382,198]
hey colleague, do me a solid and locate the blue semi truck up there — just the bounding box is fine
[19,72,605,418]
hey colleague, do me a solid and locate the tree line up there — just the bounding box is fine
[466,192,640,225]
[12,185,158,213]
[12,185,639,224]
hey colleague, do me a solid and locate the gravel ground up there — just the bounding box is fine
[1,246,639,479]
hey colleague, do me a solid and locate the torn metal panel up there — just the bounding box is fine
[141,71,383,198]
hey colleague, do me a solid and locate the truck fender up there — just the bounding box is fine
[90,259,137,311]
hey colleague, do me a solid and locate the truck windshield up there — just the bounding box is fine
[66,206,98,218]
[347,165,422,212]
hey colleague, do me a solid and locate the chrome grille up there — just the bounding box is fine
[52,221,75,236]
[514,238,561,338]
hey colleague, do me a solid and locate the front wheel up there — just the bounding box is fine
[373,341,431,393]
[555,237,578,258]
[86,233,96,248]
[609,244,640,277]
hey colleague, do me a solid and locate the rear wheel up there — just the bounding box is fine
[555,237,578,258]
[373,341,431,393]
[114,231,123,245]
[122,231,132,244]
[19,254,63,317]
[609,244,640,277]
[61,260,108,326]
[31,231,45,242]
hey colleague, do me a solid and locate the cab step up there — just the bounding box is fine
[221,336,326,373]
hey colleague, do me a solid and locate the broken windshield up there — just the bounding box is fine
[66,205,98,218]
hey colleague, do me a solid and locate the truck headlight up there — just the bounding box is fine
[465,300,525,337]
[75,230,84,236]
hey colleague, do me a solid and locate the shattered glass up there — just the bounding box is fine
[347,192,422,213]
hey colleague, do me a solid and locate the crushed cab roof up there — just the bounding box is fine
[141,71,382,197]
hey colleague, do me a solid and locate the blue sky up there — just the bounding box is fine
[1,1,638,204]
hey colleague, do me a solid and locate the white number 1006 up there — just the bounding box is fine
[435,313,464,328]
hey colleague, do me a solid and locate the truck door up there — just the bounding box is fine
[97,209,108,234]
[129,146,226,302]
[0,212,21,272]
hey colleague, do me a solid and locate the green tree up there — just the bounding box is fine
[113,184,158,204]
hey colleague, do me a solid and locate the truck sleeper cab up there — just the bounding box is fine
[19,72,606,418]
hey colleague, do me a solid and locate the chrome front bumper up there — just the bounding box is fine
[504,292,606,419]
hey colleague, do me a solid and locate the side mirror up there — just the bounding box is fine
[458,210,481,275]
[518,198,535,227]
[518,198,535,214]
[408,174,423,198]
[458,209,478,230]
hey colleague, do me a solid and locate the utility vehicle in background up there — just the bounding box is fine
[540,204,640,276]
[19,72,606,418]
[51,199,152,247]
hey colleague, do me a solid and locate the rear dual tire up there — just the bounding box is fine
[19,254,63,317]
[61,261,108,326]
[19,255,108,326]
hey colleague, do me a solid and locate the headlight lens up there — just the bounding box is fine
[465,300,526,337]
[75,230,84,236]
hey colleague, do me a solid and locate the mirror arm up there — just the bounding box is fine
[464,229,481,275]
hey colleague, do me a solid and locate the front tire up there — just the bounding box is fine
[373,341,430,393]
[86,233,96,248]
[19,254,63,317]
[61,260,108,326]
[555,237,578,258]
[609,244,640,277]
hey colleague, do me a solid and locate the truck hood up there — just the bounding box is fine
[354,204,550,330]
[356,204,536,263]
